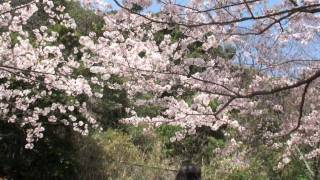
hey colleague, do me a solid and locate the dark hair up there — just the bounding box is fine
[176,164,201,180]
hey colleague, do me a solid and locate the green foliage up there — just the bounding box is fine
[179,90,196,107]
[75,129,177,180]
[203,159,268,180]
[108,74,126,85]
[155,125,227,163]
[153,29,170,45]
[0,121,79,180]
[134,92,154,100]
[153,27,185,45]
[238,68,258,89]
[171,29,184,43]
[207,136,225,149]
[135,105,164,118]
[9,32,19,47]
[156,124,183,141]
[138,50,146,58]
[63,1,105,36]
[169,134,223,163]
[208,45,236,59]
[209,98,220,112]
[186,41,206,59]
[73,63,94,77]
[74,126,313,180]
[49,24,81,53]
[125,125,155,153]
[188,65,206,76]
[92,86,128,128]
[278,155,310,180]
[131,3,144,12]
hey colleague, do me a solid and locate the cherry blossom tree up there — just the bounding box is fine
[103,0,320,172]
[2,0,320,175]
[0,0,103,149]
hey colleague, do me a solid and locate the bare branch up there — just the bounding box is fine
[0,1,36,16]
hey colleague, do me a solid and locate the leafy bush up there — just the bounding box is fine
[0,121,79,180]
[75,129,178,180]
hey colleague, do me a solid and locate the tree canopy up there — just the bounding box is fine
[2,0,320,178]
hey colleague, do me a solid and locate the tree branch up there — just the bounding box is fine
[0,1,36,16]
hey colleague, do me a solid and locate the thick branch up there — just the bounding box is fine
[240,70,320,98]
[288,82,311,134]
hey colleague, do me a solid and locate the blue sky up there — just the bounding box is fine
[104,0,282,12]
[103,0,161,12]
[103,0,189,12]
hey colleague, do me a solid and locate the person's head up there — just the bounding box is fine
[176,164,201,180]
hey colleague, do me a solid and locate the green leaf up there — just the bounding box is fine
[138,51,146,58]
[131,3,144,12]
[155,124,183,141]
[171,28,184,43]
[209,99,219,112]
